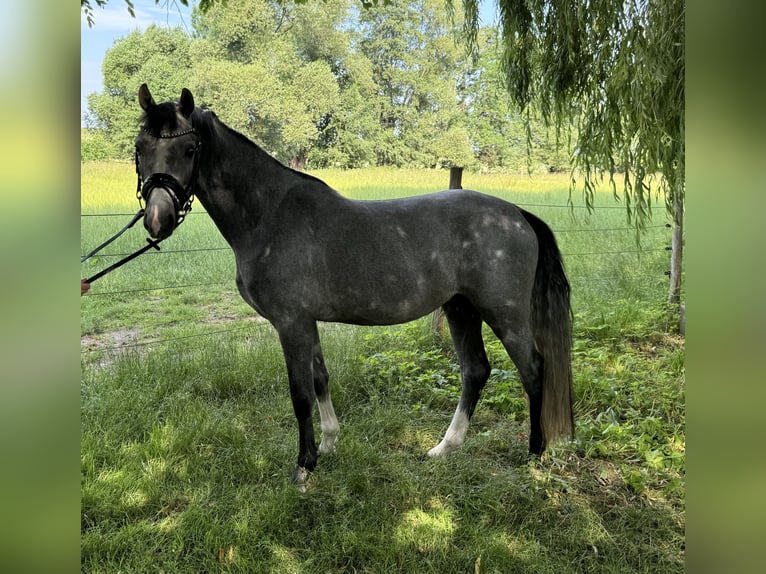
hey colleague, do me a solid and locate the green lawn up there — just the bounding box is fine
[81,163,684,573]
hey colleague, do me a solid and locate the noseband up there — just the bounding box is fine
[135,127,202,229]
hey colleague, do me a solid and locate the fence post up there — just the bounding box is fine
[449,166,463,190]
[432,167,464,337]
[668,192,683,305]
[667,190,684,334]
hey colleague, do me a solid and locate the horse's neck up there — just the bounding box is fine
[196,121,294,246]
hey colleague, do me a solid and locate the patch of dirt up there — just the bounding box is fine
[629,333,685,360]
[202,307,266,326]
[81,327,142,353]
[81,327,143,369]
[81,308,270,370]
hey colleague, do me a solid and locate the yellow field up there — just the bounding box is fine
[81,160,627,213]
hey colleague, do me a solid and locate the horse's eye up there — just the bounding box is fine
[185,146,196,158]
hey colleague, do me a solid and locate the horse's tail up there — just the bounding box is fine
[521,209,574,447]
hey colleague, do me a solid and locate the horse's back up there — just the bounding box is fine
[237,184,540,325]
[345,188,538,265]
[315,188,539,320]
[331,188,531,241]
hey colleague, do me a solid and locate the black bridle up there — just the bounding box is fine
[135,126,202,227]
[82,127,202,285]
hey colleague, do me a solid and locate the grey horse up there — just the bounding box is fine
[134,84,574,490]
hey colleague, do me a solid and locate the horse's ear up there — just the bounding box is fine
[138,83,155,112]
[180,88,195,118]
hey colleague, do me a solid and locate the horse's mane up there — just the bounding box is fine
[192,108,249,147]
[191,108,332,189]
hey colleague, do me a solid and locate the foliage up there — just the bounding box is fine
[80,128,120,161]
[87,25,193,159]
[307,52,381,168]
[360,320,461,409]
[190,0,344,167]
[456,0,685,229]
[354,0,473,167]
[81,0,218,27]
[81,0,132,28]
[462,28,571,172]
[83,0,571,172]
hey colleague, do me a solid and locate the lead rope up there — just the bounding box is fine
[81,155,162,284]
[80,208,146,264]
[84,237,164,284]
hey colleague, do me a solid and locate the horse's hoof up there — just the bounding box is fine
[526,453,542,466]
[426,445,443,458]
[318,441,336,455]
[427,439,459,458]
[290,466,311,492]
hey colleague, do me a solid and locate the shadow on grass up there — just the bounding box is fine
[82,323,683,574]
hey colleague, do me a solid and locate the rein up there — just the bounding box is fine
[82,127,201,284]
[80,209,145,264]
[83,237,163,284]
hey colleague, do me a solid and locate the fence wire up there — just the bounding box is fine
[81,206,673,356]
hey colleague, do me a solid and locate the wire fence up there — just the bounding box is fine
[81,203,674,356]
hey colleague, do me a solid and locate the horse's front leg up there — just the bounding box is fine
[276,320,319,492]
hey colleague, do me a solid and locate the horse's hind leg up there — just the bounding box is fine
[428,295,491,457]
[485,318,545,456]
[312,344,339,455]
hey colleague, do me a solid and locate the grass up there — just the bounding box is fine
[81,162,684,573]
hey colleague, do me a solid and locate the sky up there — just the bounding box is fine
[81,0,497,126]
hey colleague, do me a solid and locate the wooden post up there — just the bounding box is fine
[668,190,684,334]
[668,191,683,305]
[433,167,464,337]
[449,166,463,189]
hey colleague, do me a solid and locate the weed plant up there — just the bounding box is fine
[81,163,684,573]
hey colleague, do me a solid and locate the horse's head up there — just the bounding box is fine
[135,84,201,240]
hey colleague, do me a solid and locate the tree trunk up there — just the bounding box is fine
[668,192,684,306]
[289,151,307,171]
[667,191,684,335]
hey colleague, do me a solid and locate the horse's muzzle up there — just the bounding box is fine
[140,173,194,239]
[143,188,178,239]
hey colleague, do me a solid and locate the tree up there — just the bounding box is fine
[87,25,193,159]
[189,0,343,167]
[308,51,382,168]
[356,0,475,167]
[462,27,570,172]
[81,128,119,161]
[455,0,685,303]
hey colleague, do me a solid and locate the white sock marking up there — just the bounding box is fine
[317,396,339,454]
[428,408,470,457]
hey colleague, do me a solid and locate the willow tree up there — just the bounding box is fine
[456,0,685,305]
